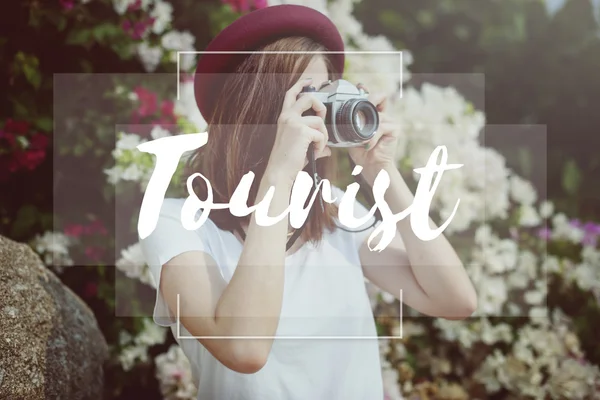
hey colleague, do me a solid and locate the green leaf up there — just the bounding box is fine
[562,159,582,196]
[66,29,92,46]
[517,147,533,178]
[10,205,39,239]
[93,23,122,42]
[35,117,53,132]
[23,64,41,89]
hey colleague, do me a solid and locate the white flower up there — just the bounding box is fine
[118,318,167,371]
[135,318,167,347]
[539,200,554,218]
[150,125,171,140]
[104,165,122,185]
[112,0,136,15]
[160,31,196,70]
[116,242,155,287]
[546,359,600,399]
[118,344,148,371]
[381,366,402,400]
[121,163,144,181]
[519,204,541,227]
[150,0,173,34]
[551,213,585,243]
[117,132,144,150]
[161,31,195,51]
[477,277,507,315]
[155,345,197,400]
[30,231,74,272]
[509,175,537,206]
[137,42,163,72]
[176,81,207,131]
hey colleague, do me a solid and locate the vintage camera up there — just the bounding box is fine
[298,79,379,147]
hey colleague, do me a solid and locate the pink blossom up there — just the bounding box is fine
[132,86,158,119]
[85,246,104,261]
[84,282,98,298]
[222,0,267,13]
[537,227,552,240]
[59,0,75,10]
[64,224,85,238]
[4,119,30,135]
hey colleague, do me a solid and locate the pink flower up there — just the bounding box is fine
[29,133,49,150]
[4,119,30,135]
[161,100,175,118]
[84,282,98,298]
[222,0,266,13]
[132,86,158,118]
[59,0,75,10]
[537,227,552,240]
[87,219,108,236]
[253,0,268,9]
[171,369,183,380]
[85,246,104,261]
[64,224,85,238]
[127,0,142,12]
[14,149,46,170]
[0,130,17,148]
[122,17,155,40]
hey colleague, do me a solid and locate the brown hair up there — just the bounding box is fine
[185,37,340,244]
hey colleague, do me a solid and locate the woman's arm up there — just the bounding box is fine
[160,171,292,374]
[159,76,330,374]
[359,164,477,320]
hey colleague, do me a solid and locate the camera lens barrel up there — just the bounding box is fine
[335,99,379,144]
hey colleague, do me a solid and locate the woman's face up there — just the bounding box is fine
[297,56,330,90]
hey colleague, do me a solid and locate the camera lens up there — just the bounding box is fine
[354,110,367,131]
[336,99,379,143]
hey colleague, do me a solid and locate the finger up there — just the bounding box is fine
[315,146,332,160]
[299,115,329,144]
[292,94,327,119]
[364,128,385,151]
[304,146,331,167]
[282,77,314,110]
[368,93,388,112]
[302,125,328,154]
[365,122,396,150]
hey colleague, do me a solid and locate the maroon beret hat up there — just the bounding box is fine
[193,4,345,122]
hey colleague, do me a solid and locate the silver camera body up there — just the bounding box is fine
[298,79,380,148]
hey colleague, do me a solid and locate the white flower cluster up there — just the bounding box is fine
[468,224,549,317]
[118,318,168,371]
[116,242,155,287]
[112,0,137,15]
[108,0,194,72]
[175,80,208,133]
[30,231,74,273]
[392,84,513,233]
[104,128,170,188]
[474,310,600,398]
[565,245,600,302]
[161,30,197,71]
[155,345,197,400]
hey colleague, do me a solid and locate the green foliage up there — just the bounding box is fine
[356,0,600,220]
[562,158,582,196]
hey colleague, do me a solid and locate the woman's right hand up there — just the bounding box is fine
[265,77,331,185]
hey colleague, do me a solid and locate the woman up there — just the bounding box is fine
[140,5,477,400]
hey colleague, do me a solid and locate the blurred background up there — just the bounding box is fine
[1,0,599,399]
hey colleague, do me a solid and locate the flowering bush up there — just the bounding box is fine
[2,0,599,399]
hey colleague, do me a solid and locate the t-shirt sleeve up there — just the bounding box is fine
[331,186,382,250]
[139,198,211,327]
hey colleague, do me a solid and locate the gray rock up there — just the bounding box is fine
[0,235,108,400]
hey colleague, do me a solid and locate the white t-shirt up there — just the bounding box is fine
[140,187,385,400]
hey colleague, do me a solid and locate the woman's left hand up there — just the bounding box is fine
[348,84,400,179]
